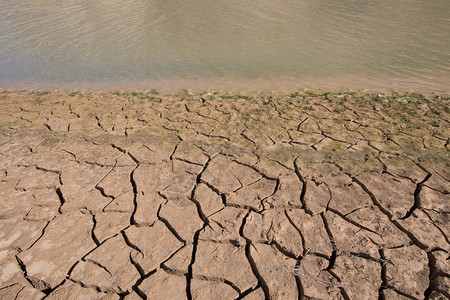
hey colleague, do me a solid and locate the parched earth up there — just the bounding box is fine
[0,90,448,299]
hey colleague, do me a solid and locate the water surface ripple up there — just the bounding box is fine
[0,0,449,93]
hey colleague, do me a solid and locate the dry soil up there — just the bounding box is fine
[0,90,448,299]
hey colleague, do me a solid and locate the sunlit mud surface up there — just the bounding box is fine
[0,91,448,299]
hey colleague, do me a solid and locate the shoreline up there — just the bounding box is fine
[1,73,450,97]
[2,88,450,100]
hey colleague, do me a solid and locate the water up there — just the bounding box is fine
[0,0,449,93]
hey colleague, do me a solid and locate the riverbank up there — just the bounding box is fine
[0,90,448,299]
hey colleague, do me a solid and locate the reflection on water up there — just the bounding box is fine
[0,0,449,93]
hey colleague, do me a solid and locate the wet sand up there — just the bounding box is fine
[0,90,448,299]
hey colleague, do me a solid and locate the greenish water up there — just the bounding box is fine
[0,0,449,93]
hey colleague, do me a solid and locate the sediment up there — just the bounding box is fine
[0,90,448,299]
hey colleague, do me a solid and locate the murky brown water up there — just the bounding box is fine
[0,0,449,93]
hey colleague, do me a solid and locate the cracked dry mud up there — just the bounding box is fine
[0,90,448,300]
